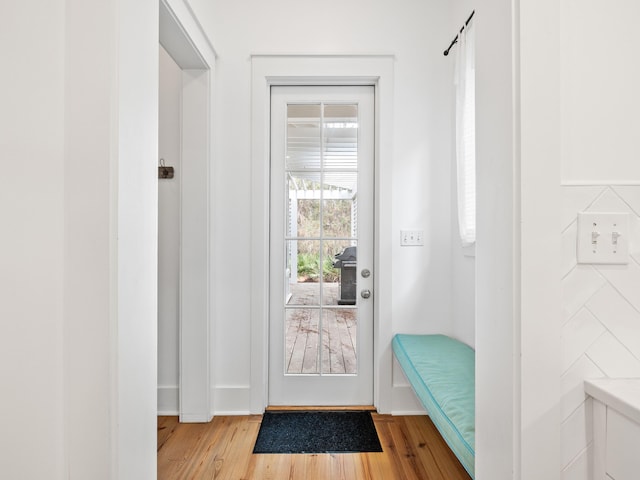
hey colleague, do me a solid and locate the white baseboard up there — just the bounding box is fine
[157,385,213,421]
[158,385,254,416]
[213,385,251,415]
[391,385,427,415]
[158,385,179,415]
[161,384,424,417]
[179,413,213,423]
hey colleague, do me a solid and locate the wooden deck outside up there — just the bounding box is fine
[285,283,357,375]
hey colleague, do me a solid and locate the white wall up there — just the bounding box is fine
[114,1,159,476]
[560,0,640,183]
[451,249,476,347]
[558,2,640,479]
[3,1,159,479]
[65,0,159,478]
[475,0,565,478]
[452,2,640,479]
[1,3,65,478]
[188,0,456,413]
[560,185,640,479]
[474,0,521,477]
[158,45,182,414]
[475,1,640,479]
[519,0,563,478]
[514,2,640,479]
[452,2,563,478]
[64,1,116,475]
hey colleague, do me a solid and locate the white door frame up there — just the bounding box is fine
[159,0,217,422]
[250,55,395,414]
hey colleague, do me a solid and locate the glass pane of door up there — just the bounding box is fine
[284,101,359,377]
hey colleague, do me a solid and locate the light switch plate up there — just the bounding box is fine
[400,230,424,246]
[577,212,629,264]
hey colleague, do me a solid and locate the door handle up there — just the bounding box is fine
[361,289,371,299]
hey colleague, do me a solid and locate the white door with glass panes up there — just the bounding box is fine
[269,85,374,406]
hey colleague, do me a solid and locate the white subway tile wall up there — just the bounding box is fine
[561,185,640,478]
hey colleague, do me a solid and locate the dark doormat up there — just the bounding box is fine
[253,410,383,454]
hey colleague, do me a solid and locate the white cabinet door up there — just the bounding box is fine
[606,409,640,480]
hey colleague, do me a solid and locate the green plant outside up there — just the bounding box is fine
[297,252,340,283]
[292,183,352,283]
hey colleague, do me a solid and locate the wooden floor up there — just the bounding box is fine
[285,283,357,375]
[158,412,471,480]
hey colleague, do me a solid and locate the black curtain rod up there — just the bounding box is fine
[443,10,475,56]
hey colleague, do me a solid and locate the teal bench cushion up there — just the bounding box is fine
[392,334,475,478]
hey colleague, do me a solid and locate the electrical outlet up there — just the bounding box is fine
[400,230,424,246]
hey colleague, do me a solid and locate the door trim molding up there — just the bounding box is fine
[249,55,395,414]
[160,0,217,423]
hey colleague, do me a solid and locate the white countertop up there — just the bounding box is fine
[584,378,640,425]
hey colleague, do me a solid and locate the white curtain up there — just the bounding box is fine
[455,20,476,247]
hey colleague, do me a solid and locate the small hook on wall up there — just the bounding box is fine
[158,158,174,179]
